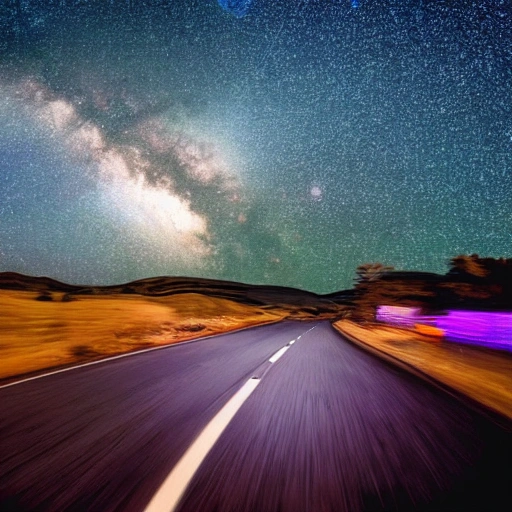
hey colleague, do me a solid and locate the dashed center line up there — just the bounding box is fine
[268,346,289,363]
[145,326,317,511]
[145,377,261,512]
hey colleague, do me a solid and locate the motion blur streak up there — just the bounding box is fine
[0,322,308,511]
[146,377,260,512]
[0,322,509,511]
[177,323,511,512]
[377,305,512,351]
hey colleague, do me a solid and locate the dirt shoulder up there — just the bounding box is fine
[333,319,512,421]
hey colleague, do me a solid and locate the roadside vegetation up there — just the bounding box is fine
[337,255,512,420]
[0,290,285,382]
[349,255,512,321]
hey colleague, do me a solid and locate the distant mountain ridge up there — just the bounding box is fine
[3,254,509,320]
[0,272,352,313]
[0,272,80,293]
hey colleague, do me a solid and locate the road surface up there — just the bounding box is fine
[0,321,510,511]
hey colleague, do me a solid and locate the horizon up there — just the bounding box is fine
[2,254,510,299]
[1,1,510,293]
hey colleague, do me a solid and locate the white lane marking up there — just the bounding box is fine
[0,324,266,390]
[0,347,169,390]
[145,377,260,512]
[147,327,313,510]
[268,346,289,363]
[1,324,315,390]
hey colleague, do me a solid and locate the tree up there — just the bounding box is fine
[448,254,489,278]
[355,262,395,283]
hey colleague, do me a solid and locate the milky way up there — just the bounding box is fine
[0,0,510,293]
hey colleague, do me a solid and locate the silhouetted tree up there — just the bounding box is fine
[448,254,489,278]
[355,263,395,283]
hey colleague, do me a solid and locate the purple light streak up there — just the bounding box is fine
[376,306,512,352]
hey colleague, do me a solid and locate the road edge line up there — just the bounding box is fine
[0,320,284,390]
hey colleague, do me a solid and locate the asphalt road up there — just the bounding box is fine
[0,321,510,511]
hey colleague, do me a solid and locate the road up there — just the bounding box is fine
[0,321,510,511]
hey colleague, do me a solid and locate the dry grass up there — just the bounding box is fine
[334,320,512,420]
[0,290,285,381]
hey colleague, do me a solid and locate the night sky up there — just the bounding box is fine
[0,0,510,293]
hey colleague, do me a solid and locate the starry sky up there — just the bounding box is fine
[0,0,510,293]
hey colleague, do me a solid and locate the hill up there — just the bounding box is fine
[0,272,350,317]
